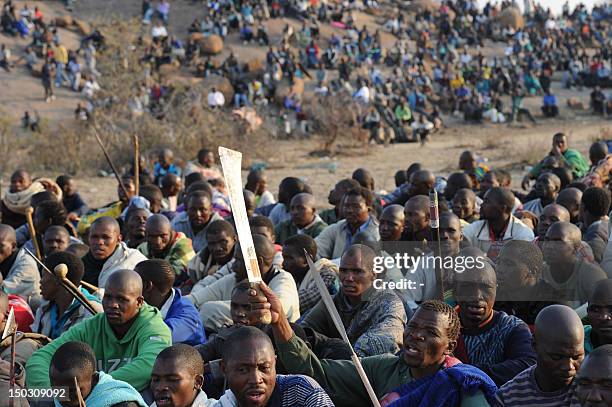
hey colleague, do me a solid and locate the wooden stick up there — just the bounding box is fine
[133,134,140,196]
[9,331,16,386]
[80,280,99,293]
[74,377,86,407]
[429,190,444,301]
[9,330,15,407]
[7,306,17,407]
[305,251,381,407]
[25,207,43,261]
[54,264,100,316]
[22,249,100,315]
[91,125,129,199]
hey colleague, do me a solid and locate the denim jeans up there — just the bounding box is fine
[55,62,69,87]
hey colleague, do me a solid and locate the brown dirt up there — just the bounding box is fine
[1,1,611,210]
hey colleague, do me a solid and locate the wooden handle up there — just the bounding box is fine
[53,264,99,315]
[25,207,43,261]
[134,134,140,197]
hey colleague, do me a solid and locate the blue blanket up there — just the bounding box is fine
[388,363,498,407]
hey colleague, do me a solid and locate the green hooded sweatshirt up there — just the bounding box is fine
[26,304,171,391]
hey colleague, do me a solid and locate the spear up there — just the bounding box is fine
[429,189,444,301]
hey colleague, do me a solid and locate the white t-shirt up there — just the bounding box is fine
[208,91,225,107]
[151,25,168,38]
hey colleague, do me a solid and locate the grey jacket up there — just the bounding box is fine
[2,249,40,302]
[315,217,380,260]
[171,212,223,253]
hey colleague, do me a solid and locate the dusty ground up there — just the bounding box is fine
[73,116,611,210]
[1,1,611,209]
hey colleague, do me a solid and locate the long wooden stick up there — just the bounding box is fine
[91,125,129,199]
[25,207,43,261]
[9,331,16,385]
[133,134,140,196]
[54,264,100,315]
[305,251,381,407]
[7,306,16,407]
[74,377,86,407]
[429,190,444,301]
[23,248,99,315]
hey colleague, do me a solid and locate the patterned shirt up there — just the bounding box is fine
[300,286,406,357]
[456,311,536,386]
[269,374,335,407]
[494,365,579,406]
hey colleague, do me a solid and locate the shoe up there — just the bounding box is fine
[51,95,56,101]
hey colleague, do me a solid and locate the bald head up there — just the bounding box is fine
[537,203,570,237]
[405,195,430,213]
[290,192,316,228]
[546,221,582,244]
[0,224,17,243]
[535,304,584,344]
[106,269,143,295]
[341,244,376,275]
[379,204,405,242]
[381,204,405,222]
[146,214,171,232]
[290,192,315,208]
[556,187,583,223]
[0,225,17,263]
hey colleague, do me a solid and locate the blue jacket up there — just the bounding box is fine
[165,288,206,346]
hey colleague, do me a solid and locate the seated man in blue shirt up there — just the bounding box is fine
[135,259,206,346]
[541,91,559,118]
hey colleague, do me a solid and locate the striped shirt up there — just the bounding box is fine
[494,365,579,406]
[267,374,335,407]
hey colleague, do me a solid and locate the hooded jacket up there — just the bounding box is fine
[95,242,148,292]
[54,371,147,407]
[1,248,40,302]
[26,304,171,391]
[163,288,206,346]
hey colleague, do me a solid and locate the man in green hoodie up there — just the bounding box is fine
[522,133,590,190]
[26,269,172,392]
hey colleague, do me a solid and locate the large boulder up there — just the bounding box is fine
[74,19,92,36]
[275,78,304,105]
[200,75,234,106]
[245,58,264,75]
[406,0,438,13]
[497,7,524,30]
[199,35,224,55]
[54,15,73,28]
